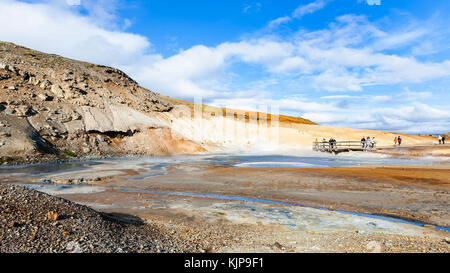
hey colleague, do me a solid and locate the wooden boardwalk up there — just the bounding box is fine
[313,141,375,154]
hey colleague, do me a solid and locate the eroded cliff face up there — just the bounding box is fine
[155,106,435,154]
[0,41,204,163]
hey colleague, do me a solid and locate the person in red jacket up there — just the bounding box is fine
[397,136,402,146]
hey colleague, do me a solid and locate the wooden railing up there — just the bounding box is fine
[312,140,376,153]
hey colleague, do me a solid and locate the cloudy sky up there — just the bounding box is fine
[1,0,449,134]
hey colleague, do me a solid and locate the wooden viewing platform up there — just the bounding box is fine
[313,141,375,154]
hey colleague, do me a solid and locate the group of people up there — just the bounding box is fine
[361,136,376,149]
[394,136,402,146]
[438,135,446,145]
[313,137,337,149]
[328,137,337,149]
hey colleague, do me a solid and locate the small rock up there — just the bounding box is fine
[40,80,52,90]
[47,211,59,221]
[0,74,10,80]
[8,85,17,90]
[18,105,37,117]
[38,93,53,101]
[0,132,11,137]
[273,242,285,250]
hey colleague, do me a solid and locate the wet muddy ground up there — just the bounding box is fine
[1,152,449,252]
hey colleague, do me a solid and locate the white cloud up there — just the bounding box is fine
[0,0,150,65]
[292,0,331,19]
[267,0,332,30]
[66,0,80,6]
[243,2,261,14]
[0,0,449,133]
[268,16,291,29]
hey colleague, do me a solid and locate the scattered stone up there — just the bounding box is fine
[0,132,11,137]
[5,65,17,74]
[39,80,52,90]
[38,93,53,101]
[273,241,285,250]
[47,211,59,221]
[0,74,10,80]
[18,105,37,117]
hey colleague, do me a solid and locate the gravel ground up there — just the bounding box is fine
[1,183,449,253]
[0,183,193,253]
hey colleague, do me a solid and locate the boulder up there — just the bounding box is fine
[50,85,64,97]
[0,74,10,80]
[38,93,54,101]
[40,80,52,90]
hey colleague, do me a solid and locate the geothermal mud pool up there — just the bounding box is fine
[1,152,449,252]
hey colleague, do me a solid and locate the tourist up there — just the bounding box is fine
[438,135,442,145]
[443,136,446,145]
[361,137,366,148]
[394,136,398,145]
[366,136,371,149]
[398,136,402,146]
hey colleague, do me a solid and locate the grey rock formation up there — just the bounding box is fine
[0,41,202,163]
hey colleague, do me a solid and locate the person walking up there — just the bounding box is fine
[398,136,402,146]
[438,135,442,145]
[394,136,398,145]
[361,137,366,148]
[443,135,446,145]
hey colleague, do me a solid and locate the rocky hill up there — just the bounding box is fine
[0,41,320,163]
[0,41,208,163]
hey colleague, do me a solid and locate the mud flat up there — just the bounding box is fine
[2,150,448,253]
[375,144,450,157]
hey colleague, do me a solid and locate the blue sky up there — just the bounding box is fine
[1,0,450,133]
